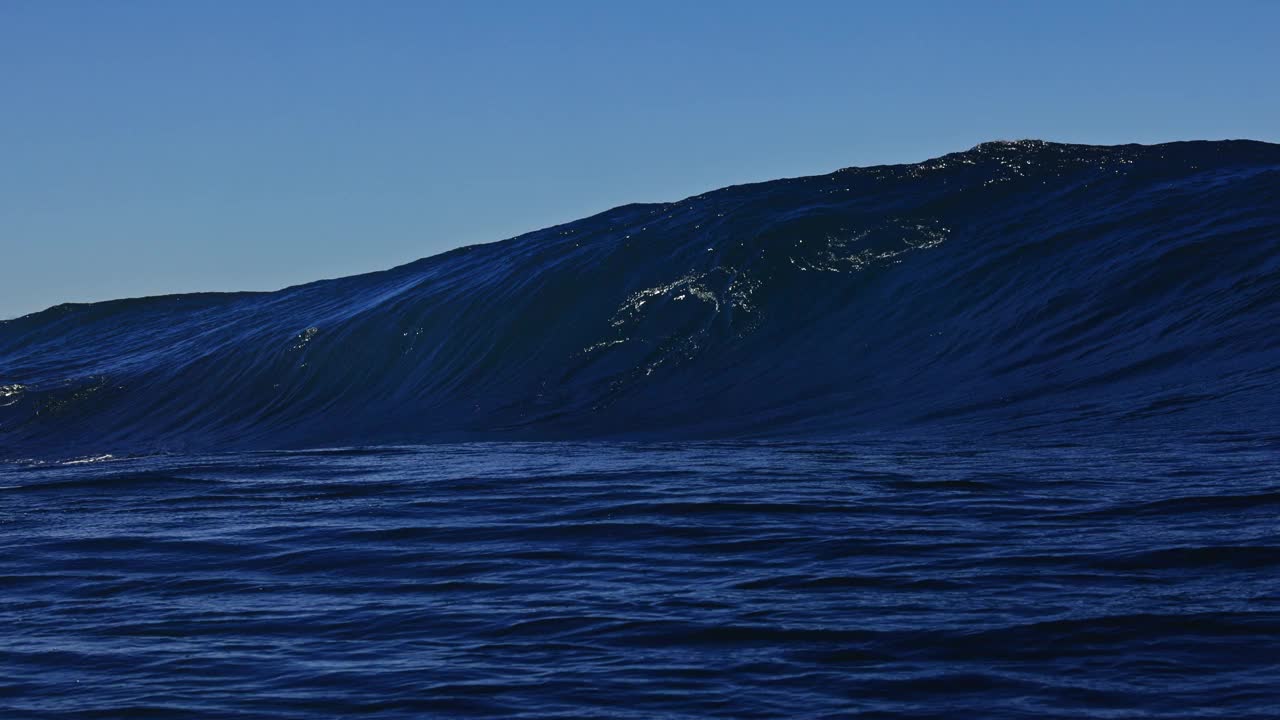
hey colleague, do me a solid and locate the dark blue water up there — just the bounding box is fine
[3,440,1279,718]
[3,140,1280,716]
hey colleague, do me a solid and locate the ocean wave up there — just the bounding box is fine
[3,139,1279,457]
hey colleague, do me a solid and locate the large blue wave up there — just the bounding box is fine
[4,140,1280,457]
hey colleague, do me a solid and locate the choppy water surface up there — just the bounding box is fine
[3,438,1277,718]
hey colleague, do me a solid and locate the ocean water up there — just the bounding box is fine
[3,140,1280,716]
[3,439,1278,718]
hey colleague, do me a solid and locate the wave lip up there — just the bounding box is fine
[3,139,1280,456]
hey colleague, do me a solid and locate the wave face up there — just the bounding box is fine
[4,140,1280,457]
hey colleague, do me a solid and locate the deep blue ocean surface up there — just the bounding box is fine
[3,439,1279,718]
[3,140,1279,717]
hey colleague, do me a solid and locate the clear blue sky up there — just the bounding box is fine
[3,1,1278,318]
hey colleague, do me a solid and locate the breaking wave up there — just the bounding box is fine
[4,140,1279,457]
